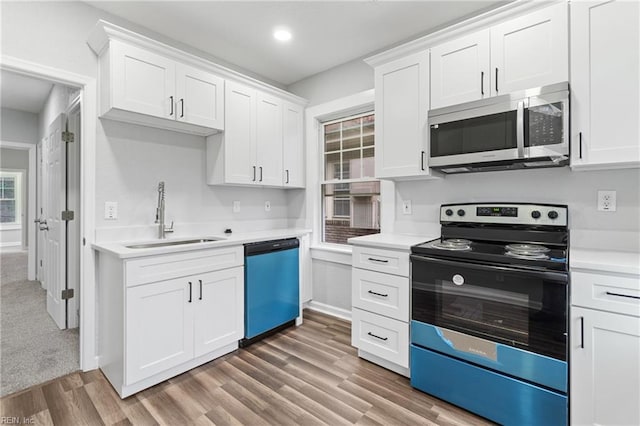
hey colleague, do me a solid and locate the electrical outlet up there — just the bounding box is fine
[597,190,617,212]
[232,201,241,213]
[104,201,118,220]
[402,200,412,215]
[265,201,271,212]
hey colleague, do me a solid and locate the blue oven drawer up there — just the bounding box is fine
[411,344,567,426]
[411,320,567,393]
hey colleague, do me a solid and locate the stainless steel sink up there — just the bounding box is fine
[125,238,222,249]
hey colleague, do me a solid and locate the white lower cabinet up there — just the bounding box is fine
[570,268,640,425]
[350,244,410,376]
[98,246,244,398]
[570,307,640,426]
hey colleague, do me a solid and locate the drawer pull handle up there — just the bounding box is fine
[199,279,203,300]
[188,282,192,303]
[367,332,388,341]
[368,290,388,298]
[580,316,584,349]
[368,257,388,263]
[606,291,640,300]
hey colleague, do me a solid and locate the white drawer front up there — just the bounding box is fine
[351,308,409,368]
[125,246,244,287]
[352,246,409,276]
[352,268,409,322]
[572,270,640,317]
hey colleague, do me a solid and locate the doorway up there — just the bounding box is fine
[0,70,82,396]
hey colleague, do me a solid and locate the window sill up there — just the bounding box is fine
[310,243,352,266]
[0,223,22,231]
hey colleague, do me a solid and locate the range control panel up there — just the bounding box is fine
[441,203,568,227]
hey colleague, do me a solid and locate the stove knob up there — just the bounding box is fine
[457,209,466,217]
[531,210,541,219]
[548,210,559,220]
[445,209,454,217]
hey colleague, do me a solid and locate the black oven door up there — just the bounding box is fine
[411,255,568,361]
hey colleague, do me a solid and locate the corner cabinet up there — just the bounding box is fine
[430,2,568,109]
[570,270,640,425]
[207,81,305,188]
[97,246,244,398]
[570,0,640,170]
[96,40,224,135]
[373,51,437,180]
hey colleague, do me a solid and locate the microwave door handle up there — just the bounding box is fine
[516,100,525,158]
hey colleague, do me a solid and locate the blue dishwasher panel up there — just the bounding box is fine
[245,247,299,339]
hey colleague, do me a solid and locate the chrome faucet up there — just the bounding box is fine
[155,181,174,239]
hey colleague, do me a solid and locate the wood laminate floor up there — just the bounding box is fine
[1,310,493,425]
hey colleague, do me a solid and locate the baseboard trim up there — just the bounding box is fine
[305,300,352,322]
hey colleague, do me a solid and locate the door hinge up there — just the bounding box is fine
[61,210,74,221]
[62,289,74,300]
[62,131,75,143]
[40,260,43,267]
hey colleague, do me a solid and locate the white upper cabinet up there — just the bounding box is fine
[101,40,224,135]
[207,81,305,188]
[429,3,568,109]
[283,102,305,188]
[374,51,436,180]
[570,0,640,170]
[430,30,490,109]
[175,63,224,129]
[490,2,568,96]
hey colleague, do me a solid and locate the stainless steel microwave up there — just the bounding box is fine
[428,82,569,173]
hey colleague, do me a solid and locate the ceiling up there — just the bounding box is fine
[87,1,510,86]
[1,70,54,114]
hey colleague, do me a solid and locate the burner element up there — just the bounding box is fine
[430,239,472,251]
[505,243,551,260]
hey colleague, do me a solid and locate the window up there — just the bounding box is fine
[0,172,21,224]
[322,113,380,244]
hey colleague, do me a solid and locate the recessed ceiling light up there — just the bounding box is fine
[273,28,292,42]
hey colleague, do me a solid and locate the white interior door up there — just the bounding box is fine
[43,113,67,329]
[36,138,45,286]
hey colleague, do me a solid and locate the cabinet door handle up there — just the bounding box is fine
[169,96,174,116]
[259,166,263,182]
[367,332,388,341]
[199,279,203,300]
[285,169,290,184]
[367,290,388,298]
[188,282,192,303]
[368,257,388,263]
[252,166,256,182]
[420,151,426,171]
[579,316,584,349]
[180,98,184,118]
[480,71,484,95]
[606,291,640,300]
[579,132,583,159]
[495,67,499,93]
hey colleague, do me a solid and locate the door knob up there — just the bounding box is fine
[39,224,49,231]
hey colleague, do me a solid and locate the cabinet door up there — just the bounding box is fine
[256,92,284,186]
[194,267,244,358]
[224,81,257,185]
[571,307,640,426]
[282,101,305,188]
[374,51,431,179]
[175,63,224,130]
[570,0,640,168]
[431,30,490,109]
[490,3,568,96]
[111,40,175,119]
[126,278,194,385]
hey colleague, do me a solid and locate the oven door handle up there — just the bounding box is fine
[410,254,568,283]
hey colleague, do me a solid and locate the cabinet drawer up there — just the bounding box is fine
[352,246,409,276]
[572,271,640,317]
[125,246,243,287]
[352,308,409,368]
[352,268,409,322]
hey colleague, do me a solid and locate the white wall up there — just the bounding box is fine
[0,108,39,144]
[38,85,77,140]
[311,259,352,312]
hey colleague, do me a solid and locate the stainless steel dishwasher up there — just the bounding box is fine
[241,238,299,347]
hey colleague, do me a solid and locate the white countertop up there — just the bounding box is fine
[92,228,311,259]
[348,233,437,251]
[571,248,640,276]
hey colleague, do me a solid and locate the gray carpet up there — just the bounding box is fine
[0,251,79,397]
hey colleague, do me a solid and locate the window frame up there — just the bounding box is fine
[0,170,22,227]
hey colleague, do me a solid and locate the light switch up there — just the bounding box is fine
[105,201,118,220]
[265,201,271,212]
[402,200,412,215]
